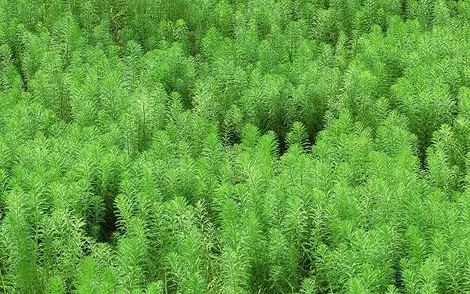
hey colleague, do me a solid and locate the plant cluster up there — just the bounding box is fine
[2,0,470,293]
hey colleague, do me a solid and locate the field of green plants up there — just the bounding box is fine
[2,0,470,293]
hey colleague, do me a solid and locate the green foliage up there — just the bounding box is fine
[2,0,470,293]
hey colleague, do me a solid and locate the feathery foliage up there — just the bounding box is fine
[1,0,470,293]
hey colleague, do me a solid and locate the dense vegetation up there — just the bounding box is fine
[1,0,470,293]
